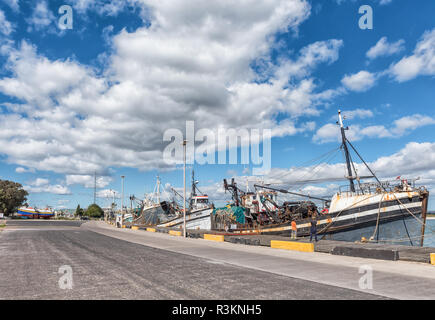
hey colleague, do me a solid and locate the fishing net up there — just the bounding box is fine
[212,205,246,224]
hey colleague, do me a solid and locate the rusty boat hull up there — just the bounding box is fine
[220,190,429,247]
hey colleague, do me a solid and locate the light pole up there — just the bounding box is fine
[121,175,125,220]
[182,140,187,238]
[110,189,115,220]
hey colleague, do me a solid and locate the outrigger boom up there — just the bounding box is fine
[254,184,330,203]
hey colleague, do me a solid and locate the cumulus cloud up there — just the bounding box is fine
[2,0,19,12]
[217,141,435,202]
[366,37,405,60]
[73,0,135,16]
[0,9,14,35]
[23,178,71,195]
[0,0,348,182]
[331,109,374,121]
[281,142,435,186]
[313,114,435,144]
[389,28,435,82]
[341,70,377,92]
[25,1,55,32]
[66,175,112,188]
[15,167,35,173]
[96,189,120,199]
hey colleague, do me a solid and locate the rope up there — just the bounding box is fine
[374,230,435,244]
[318,192,382,237]
[370,193,385,241]
[344,138,434,240]
[318,190,433,245]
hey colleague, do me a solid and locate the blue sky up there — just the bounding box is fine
[0,0,434,210]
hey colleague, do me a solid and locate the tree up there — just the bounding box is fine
[75,204,84,217]
[0,179,28,216]
[85,204,104,218]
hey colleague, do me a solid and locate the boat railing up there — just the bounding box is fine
[338,179,418,196]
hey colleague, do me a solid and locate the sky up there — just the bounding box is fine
[0,0,434,210]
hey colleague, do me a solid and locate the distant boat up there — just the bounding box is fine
[17,207,54,219]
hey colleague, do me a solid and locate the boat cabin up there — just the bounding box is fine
[190,195,210,209]
[241,191,278,213]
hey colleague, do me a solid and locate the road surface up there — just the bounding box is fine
[1,220,434,299]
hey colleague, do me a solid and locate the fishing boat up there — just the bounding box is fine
[17,206,54,219]
[157,171,214,230]
[130,176,178,226]
[214,110,429,246]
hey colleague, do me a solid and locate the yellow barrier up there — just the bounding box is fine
[146,228,156,232]
[121,225,126,229]
[431,253,435,265]
[169,230,182,236]
[204,234,225,242]
[270,240,314,252]
[131,226,139,230]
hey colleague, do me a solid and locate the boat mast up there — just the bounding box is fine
[338,110,355,192]
[191,170,197,198]
[190,170,196,209]
[156,175,161,203]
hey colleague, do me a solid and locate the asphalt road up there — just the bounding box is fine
[0,220,385,300]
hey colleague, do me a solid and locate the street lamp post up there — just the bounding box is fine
[182,140,187,238]
[121,175,125,222]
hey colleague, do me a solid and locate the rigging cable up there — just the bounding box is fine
[266,147,341,183]
[345,138,435,240]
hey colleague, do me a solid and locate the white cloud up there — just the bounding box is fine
[282,141,435,185]
[312,123,340,144]
[366,37,405,60]
[390,28,435,82]
[313,114,435,144]
[96,189,120,199]
[26,1,55,32]
[15,166,35,173]
[23,178,71,195]
[0,9,14,35]
[2,0,19,12]
[73,0,134,16]
[66,175,112,188]
[0,0,348,181]
[212,141,435,202]
[275,39,343,80]
[341,70,377,92]
[29,178,49,187]
[390,114,435,136]
[336,108,374,120]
